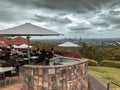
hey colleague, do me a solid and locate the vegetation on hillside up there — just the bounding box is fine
[35,41,120,62]
[34,41,120,68]
[79,43,120,63]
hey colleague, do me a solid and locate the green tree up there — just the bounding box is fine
[79,43,88,57]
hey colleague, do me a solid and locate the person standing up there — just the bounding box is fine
[49,48,55,58]
[11,53,20,73]
[41,49,46,63]
[11,47,17,55]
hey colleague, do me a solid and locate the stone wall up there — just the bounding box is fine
[22,57,88,90]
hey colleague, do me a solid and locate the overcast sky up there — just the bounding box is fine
[0,0,120,39]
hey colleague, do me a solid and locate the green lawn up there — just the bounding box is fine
[88,66,120,89]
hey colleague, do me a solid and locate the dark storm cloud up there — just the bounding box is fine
[5,0,113,13]
[69,27,91,32]
[109,10,120,16]
[5,0,94,12]
[0,0,120,38]
[0,9,24,22]
[33,14,71,25]
[110,1,120,8]
[111,25,120,30]
[0,10,15,22]
[91,21,110,28]
[100,11,120,25]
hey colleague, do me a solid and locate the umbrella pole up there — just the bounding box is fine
[27,36,30,64]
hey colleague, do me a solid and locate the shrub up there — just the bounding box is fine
[101,60,120,68]
[88,59,98,66]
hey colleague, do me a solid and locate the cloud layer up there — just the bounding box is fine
[0,0,120,38]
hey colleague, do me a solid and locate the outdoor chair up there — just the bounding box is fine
[9,69,20,84]
[0,73,6,86]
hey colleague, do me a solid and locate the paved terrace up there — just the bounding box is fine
[0,73,23,90]
[0,74,109,90]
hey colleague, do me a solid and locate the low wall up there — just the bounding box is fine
[22,57,88,90]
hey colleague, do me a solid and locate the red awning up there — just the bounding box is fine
[8,36,34,46]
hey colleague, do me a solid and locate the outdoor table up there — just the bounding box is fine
[22,58,29,65]
[0,67,14,80]
[30,56,39,60]
[19,59,24,66]
[30,56,39,63]
[23,58,29,60]
[22,56,39,64]
[0,67,14,73]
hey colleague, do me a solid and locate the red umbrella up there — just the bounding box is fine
[8,36,34,46]
[0,36,9,43]
[0,36,9,48]
[0,41,9,48]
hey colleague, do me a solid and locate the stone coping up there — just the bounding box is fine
[22,56,88,69]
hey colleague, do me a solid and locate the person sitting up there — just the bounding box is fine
[41,49,46,63]
[36,48,41,56]
[10,47,18,56]
[45,52,50,65]
[17,49,23,58]
[11,53,20,73]
[0,49,5,59]
[48,48,55,59]
[3,49,10,62]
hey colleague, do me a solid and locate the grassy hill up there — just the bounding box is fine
[88,66,120,89]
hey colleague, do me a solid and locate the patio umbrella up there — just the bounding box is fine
[12,44,19,48]
[0,36,9,43]
[0,41,9,48]
[0,23,61,64]
[58,41,79,47]
[0,36,9,48]
[17,44,32,49]
[12,44,32,49]
[8,36,34,46]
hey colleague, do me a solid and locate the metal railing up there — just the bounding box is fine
[107,82,120,90]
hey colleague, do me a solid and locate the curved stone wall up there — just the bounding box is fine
[22,57,88,90]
